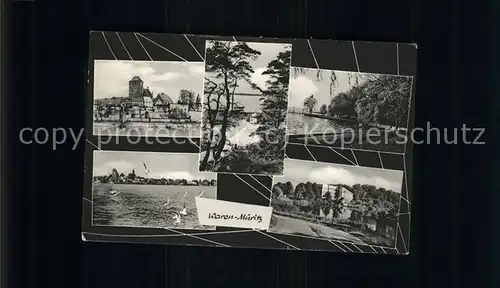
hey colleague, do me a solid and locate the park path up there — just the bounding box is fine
[270,215,367,244]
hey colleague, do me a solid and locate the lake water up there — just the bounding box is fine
[216,95,262,113]
[93,122,201,137]
[236,95,261,112]
[92,183,216,230]
[286,113,357,135]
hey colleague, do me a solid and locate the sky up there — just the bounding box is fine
[273,159,403,193]
[288,68,366,110]
[93,60,205,100]
[93,151,216,180]
[204,41,292,94]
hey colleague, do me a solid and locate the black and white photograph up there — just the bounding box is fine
[198,40,292,175]
[93,60,204,137]
[92,151,217,230]
[269,159,403,247]
[287,68,413,153]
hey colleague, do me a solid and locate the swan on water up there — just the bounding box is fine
[179,204,187,216]
[172,213,182,223]
[163,198,171,206]
[109,190,120,196]
[183,191,188,197]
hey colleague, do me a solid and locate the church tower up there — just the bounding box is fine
[128,76,144,98]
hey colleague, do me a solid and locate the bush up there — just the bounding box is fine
[272,186,284,199]
[272,198,299,213]
[269,215,278,227]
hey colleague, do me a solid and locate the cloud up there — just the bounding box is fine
[148,170,215,181]
[282,160,402,192]
[188,64,205,75]
[308,167,400,192]
[148,171,194,180]
[250,67,271,90]
[150,72,185,82]
[289,75,319,107]
[93,160,134,176]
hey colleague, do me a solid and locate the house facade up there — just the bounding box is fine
[143,96,153,108]
[153,93,174,111]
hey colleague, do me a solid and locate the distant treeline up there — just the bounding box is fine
[94,169,216,186]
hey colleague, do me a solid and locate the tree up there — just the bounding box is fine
[195,94,201,110]
[311,183,321,199]
[127,169,136,180]
[331,196,344,220]
[319,104,328,115]
[285,181,294,196]
[321,191,333,217]
[369,76,412,129]
[103,104,113,118]
[178,89,196,107]
[250,48,291,163]
[199,41,261,171]
[272,185,284,199]
[294,183,307,199]
[171,107,187,118]
[328,92,357,118]
[304,181,315,200]
[303,95,317,113]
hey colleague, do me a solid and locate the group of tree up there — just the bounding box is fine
[296,69,412,130]
[199,41,291,174]
[178,89,201,111]
[95,169,216,186]
[272,181,343,217]
[303,95,318,113]
[272,180,400,236]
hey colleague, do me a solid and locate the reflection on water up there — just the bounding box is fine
[92,183,216,229]
[93,123,201,137]
[286,113,356,135]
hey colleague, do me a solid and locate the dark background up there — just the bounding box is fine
[4,0,495,287]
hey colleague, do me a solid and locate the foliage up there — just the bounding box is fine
[328,92,357,118]
[272,181,401,234]
[319,104,328,115]
[293,68,412,129]
[178,89,196,109]
[200,41,261,171]
[195,94,201,109]
[272,185,284,199]
[171,107,188,118]
[249,49,291,169]
[273,181,295,197]
[303,95,317,113]
[209,143,284,174]
[200,41,291,175]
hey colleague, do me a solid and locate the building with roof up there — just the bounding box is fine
[153,93,174,111]
[127,76,154,106]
